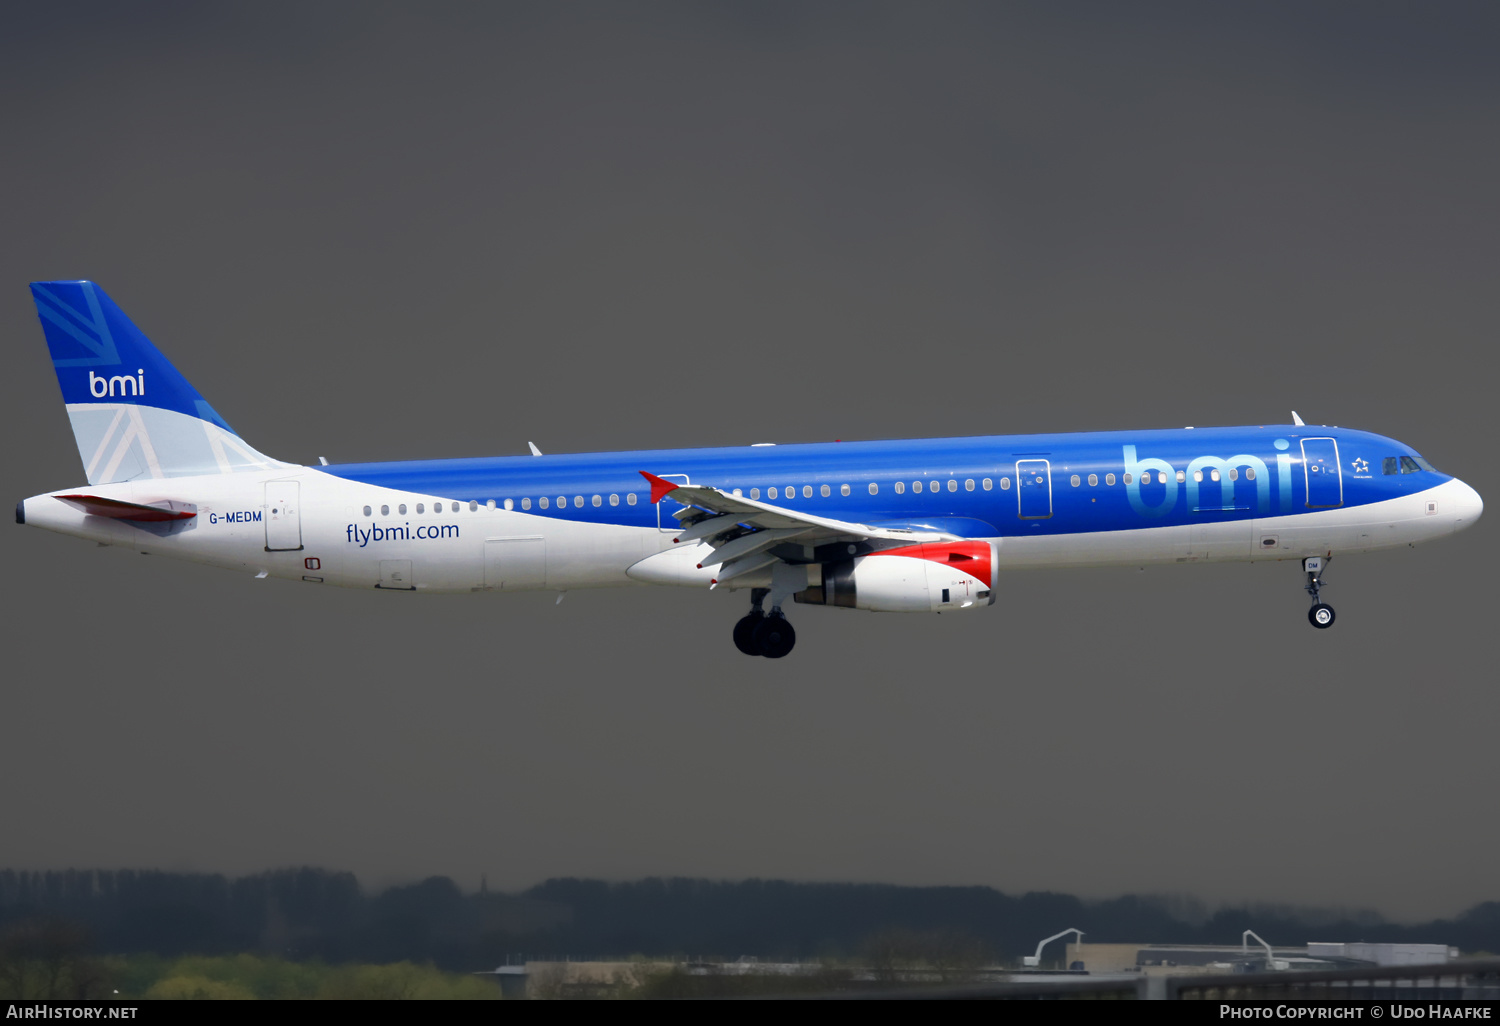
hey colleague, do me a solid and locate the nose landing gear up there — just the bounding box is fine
[1304,557,1335,629]
[732,587,798,658]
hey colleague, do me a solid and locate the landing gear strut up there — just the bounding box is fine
[1304,556,1335,629]
[732,586,798,658]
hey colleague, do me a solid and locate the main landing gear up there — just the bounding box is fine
[1304,556,1335,629]
[734,588,797,658]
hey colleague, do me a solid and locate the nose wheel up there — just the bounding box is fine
[1308,603,1335,628]
[1303,557,1335,629]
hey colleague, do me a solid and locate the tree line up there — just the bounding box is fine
[1,869,1494,972]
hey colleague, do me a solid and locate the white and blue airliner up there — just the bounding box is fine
[18,281,1483,658]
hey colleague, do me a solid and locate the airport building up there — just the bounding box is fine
[1063,941,1459,977]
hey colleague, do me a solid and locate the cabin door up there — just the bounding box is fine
[1015,460,1053,519]
[264,481,303,551]
[655,474,693,532]
[1301,438,1343,508]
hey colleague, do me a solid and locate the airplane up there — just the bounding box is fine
[17,280,1483,658]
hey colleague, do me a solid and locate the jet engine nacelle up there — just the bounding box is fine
[794,540,996,613]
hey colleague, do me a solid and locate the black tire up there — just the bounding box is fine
[1308,603,1336,629]
[753,615,796,659]
[733,613,764,655]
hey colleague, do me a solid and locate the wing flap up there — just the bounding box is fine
[698,527,809,568]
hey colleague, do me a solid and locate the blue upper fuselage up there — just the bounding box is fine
[318,425,1447,538]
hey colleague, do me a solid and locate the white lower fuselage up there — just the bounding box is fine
[20,468,1481,595]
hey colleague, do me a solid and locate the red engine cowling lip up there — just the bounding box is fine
[866,540,993,588]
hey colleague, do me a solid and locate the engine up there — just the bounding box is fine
[794,540,996,613]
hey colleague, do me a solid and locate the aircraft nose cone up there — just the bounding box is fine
[1450,478,1483,532]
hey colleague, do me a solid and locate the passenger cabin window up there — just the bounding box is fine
[821,484,831,497]
[947,479,957,492]
[627,493,637,505]
[999,477,1011,490]
[556,495,565,508]
[911,481,921,493]
[868,483,878,495]
[751,488,761,499]
[1177,471,1186,483]
[982,478,992,490]
[610,494,620,506]
[894,481,905,495]
[363,505,372,517]
[592,495,601,507]
[841,484,850,496]
[733,489,742,497]
[380,504,390,515]
[573,496,583,508]
[487,499,496,509]
[504,499,514,510]
[539,497,549,509]
[1106,473,1116,485]
[803,485,812,498]
[398,503,407,514]
[521,498,531,510]
[1123,474,1133,485]
[965,479,975,491]
[768,487,778,499]
[1070,475,1080,487]
[1088,474,1097,487]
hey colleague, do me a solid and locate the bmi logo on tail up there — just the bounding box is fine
[87,369,145,398]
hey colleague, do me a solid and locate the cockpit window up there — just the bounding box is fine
[1383,457,1399,475]
[1401,456,1422,474]
[1412,456,1437,473]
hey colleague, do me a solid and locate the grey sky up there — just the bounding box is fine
[2,2,1495,924]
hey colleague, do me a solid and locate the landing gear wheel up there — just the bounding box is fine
[753,615,796,659]
[1308,603,1335,629]
[733,613,764,656]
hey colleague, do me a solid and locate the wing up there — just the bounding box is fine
[640,471,958,585]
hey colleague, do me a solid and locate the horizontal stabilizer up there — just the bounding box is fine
[55,494,196,522]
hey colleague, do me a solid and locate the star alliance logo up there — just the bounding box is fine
[1351,458,1369,474]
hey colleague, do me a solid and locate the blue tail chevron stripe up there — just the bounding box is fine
[30,280,236,434]
[33,282,121,367]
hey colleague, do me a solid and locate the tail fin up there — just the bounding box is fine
[30,280,285,484]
